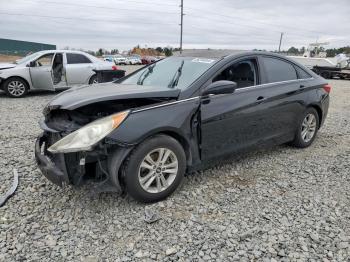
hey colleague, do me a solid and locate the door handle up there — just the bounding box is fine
[299,84,305,89]
[257,96,266,102]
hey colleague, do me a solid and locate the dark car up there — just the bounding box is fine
[35,51,330,203]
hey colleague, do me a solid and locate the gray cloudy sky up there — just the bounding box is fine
[0,0,349,51]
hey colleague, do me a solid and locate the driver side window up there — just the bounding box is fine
[35,53,54,67]
[213,59,258,89]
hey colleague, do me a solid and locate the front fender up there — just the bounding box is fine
[106,97,201,165]
[0,67,33,89]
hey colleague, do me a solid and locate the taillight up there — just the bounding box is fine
[112,65,118,70]
[323,84,331,93]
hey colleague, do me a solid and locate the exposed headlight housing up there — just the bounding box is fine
[48,111,129,153]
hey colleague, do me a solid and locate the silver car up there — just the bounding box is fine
[0,50,116,98]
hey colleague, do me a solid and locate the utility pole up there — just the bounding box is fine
[278,32,284,53]
[180,0,184,53]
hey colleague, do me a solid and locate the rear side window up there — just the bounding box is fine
[262,56,297,83]
[295,66,312,79]
[66,53,91,64]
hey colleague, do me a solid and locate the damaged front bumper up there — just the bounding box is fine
[35,133,70,186]
[35,132,130,193]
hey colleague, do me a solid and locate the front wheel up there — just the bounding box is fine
[290,108,319,148]
[122,135,186,203]
[4,77,29,98]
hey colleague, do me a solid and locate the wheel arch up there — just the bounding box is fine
[111,130,193,193]
[2,76,31,90]
[122,129,193,167]
[157,130,193,166]
[308,104,323,129]
[88,73,97,84]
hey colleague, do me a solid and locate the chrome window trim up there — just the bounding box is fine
[236,77,314,93]
[132,96,200,113]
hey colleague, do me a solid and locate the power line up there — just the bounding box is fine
[187,25,287,44]
[21,0,179,14]
[27,0,179,7]
[186,6,328,36]
[0,12,177,26]
[187,13,333,40]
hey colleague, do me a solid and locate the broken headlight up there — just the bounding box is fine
[48,111,129,153]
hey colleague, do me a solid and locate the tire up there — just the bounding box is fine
[3,77,29,98]
[320,71,331,79]
[122,135,186,203]
[290,108,319,148]
[89,75,98,85]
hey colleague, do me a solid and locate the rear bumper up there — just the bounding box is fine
[35,133,70,186]
[320,94,330,127]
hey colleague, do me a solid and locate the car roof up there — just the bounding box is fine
[35,49,94,55]
[174,49,292,60]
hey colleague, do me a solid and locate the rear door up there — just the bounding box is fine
[65,53,94,85]
[257,55,311,140]
[29,53,55,90]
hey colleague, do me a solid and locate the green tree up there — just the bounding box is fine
[96,48,103,56]
[287,46,299,54]
[111,49,119,54]
[155,47,163,53]
[164,47,173,56]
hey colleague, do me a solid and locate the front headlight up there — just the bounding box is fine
[48,111,129,153]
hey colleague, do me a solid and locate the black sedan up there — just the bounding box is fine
[35,51,330,203]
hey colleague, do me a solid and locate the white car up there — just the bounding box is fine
[126,56,142,65]
[0,50,116,98]
[113,55,127,65]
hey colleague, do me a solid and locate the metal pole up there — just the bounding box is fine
[180,0,183,54]
[278,32,284,53]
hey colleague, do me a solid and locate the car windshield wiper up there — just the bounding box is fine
[168,60,184,88]
[137,63,156,85]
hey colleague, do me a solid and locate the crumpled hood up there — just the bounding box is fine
[48,82,181,110]
[0,63,16,70]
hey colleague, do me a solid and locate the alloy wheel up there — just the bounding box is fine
[7,81,26,97]
[138,148,179,194]
[301,113,317,143]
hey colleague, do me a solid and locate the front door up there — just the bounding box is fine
[200,57,273,160]
[29,53,55,90]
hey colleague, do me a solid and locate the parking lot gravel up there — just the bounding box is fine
[0,78,349,261]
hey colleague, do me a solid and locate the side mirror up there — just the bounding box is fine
[27,61,36,67]
[202,80,237,96]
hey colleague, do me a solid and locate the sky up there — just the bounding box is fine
[0,0,349,52]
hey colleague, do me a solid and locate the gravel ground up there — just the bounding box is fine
[0,79,349,261]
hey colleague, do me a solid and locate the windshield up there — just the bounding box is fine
[15,52,43,64]
[120,57,217,90]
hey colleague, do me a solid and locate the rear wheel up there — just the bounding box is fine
[4,77,29,98]
[89,75,98,84]
[290,108,319,148]
[122,135,186,203]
